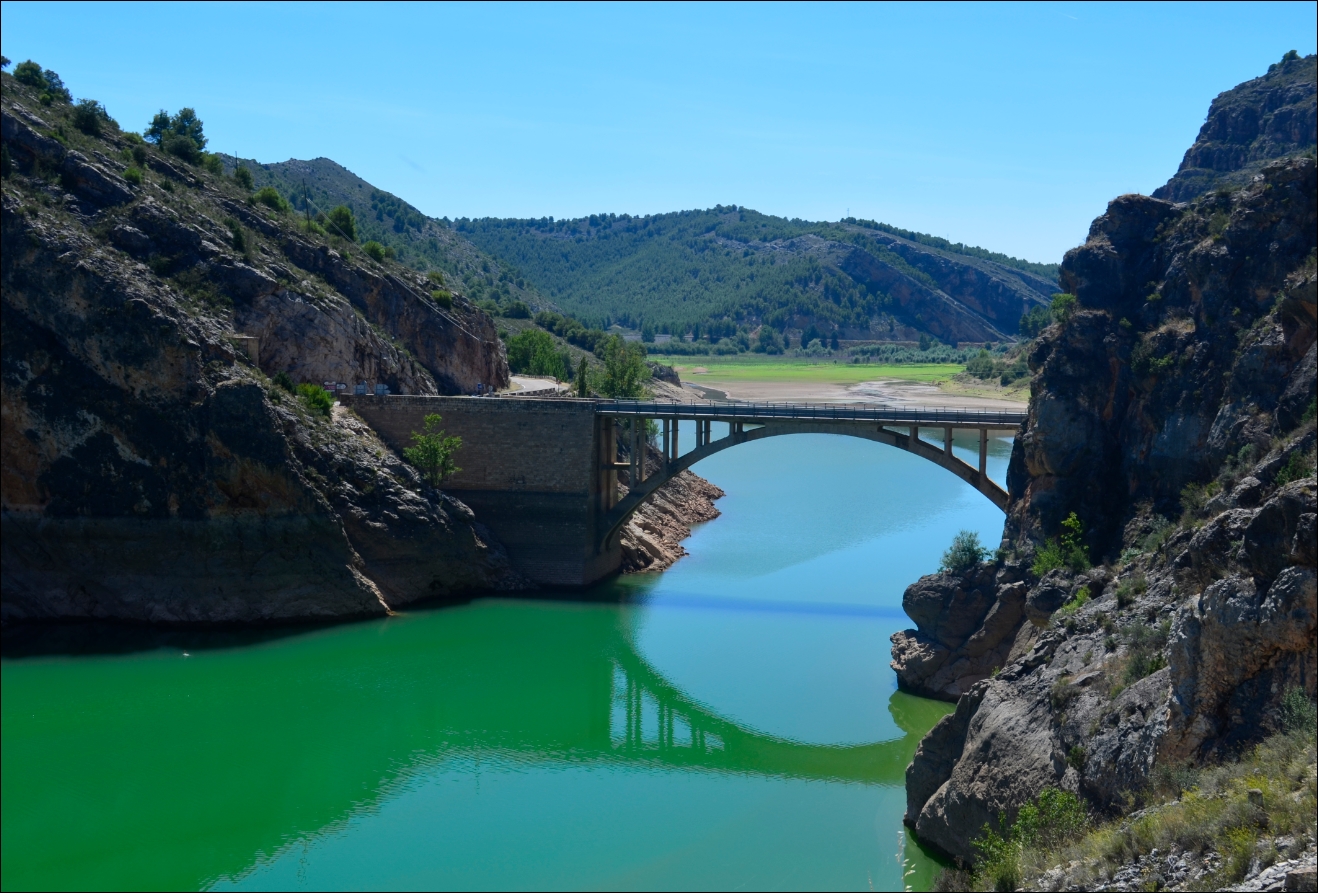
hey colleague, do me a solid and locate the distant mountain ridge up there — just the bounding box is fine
[459,208,1058,343]
[1155,51,1316,202]
[224,157,1058,345]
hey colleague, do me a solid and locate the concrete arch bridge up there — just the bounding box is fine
[343,396,1025,587]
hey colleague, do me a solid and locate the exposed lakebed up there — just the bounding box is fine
[2,426,1010,891]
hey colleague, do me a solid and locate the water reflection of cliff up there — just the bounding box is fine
[2,600,950,890]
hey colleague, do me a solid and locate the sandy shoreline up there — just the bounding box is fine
[683,376,1027,411]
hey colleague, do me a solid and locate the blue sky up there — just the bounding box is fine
[2,2,1313,262]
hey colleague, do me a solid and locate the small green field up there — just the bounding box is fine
[650,357,964,384]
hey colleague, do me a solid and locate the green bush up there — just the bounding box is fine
[1032,512,1090,576]
[122,166,143,186]
[403,414,462,487]
[272,371,296,392]
[1114,575,1146,609]
[502,300,532,319]
[1050,293,1077,324]
[71,99,111,136]
[1060,586,1090,616]
[202,153,223,175]
[1180,482,1217,524]
[146,108,206,158]
[252,186,290,213]
[1280,686,1317,735]
[754,327,785,354]
[971,788,1088,891]
[363,240,386,262]
[225,218,246,253]
[966,349,996,379]
[296,383,332,417]
[941,530,989,574]
[233,164,253,189]
[1122,619,1170,684]
[13,60,46,88]
[324,205,356,241]
[1274,447,1316,487]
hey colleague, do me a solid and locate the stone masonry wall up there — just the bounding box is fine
[343,395,621,586]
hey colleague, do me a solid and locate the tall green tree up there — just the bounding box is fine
[403,414,462,487]
[575,357,590,397]
[145,107,208,163]
[595,335,649,399]
[325,205,357,241]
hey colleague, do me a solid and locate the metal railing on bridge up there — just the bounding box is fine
[593,399,1027,428]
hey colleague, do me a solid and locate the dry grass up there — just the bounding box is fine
[1024,727,1317,890]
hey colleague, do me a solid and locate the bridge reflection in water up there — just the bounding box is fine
[2,597,952,892]
[607,640,926,785]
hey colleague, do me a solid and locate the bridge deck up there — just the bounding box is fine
[593,399,1026,428]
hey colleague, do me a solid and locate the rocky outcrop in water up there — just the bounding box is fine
[1,76,521,623]
[895,138,1316,863]
[618,467,724,574]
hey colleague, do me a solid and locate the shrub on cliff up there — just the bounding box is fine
[253,187,290,214]
[324,205,357,241]
[1031,512,1090,575]
[71,99,111,136]
[404,414,462,487]
[233,164,253,190]
[1001,719,1318,892]
[296,383,333,418]
[940,530,989,574]
[965,788,1089,891]
[1049,292,1077,324]
[146,108,207,163]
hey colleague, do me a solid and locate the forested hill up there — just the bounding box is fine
[221,155,552,312]
[457,208,1059,342]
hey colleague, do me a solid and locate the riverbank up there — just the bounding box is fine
[656,358,1027,409]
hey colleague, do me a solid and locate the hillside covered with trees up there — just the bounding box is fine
[458,207,1059,345]
[221,156,553,316]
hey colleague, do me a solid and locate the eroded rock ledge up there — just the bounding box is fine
[894,152,1317,868]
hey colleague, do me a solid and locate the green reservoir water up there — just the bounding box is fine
[1,427,1010,891]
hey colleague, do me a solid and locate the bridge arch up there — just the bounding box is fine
[595,403,1020,553]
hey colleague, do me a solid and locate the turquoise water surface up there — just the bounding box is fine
[1,427,1010,891]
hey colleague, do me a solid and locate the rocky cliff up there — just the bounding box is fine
[892,77,1317,864]
[1,74,522,622]
[1155,52,1315,203]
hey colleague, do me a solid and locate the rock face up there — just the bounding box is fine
[618,469,724,573]
[890,563,1030,700]
[1,80,522,623]
[616,431,724,574]
[896,66,1317,865]
[1155,52,1316,203]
